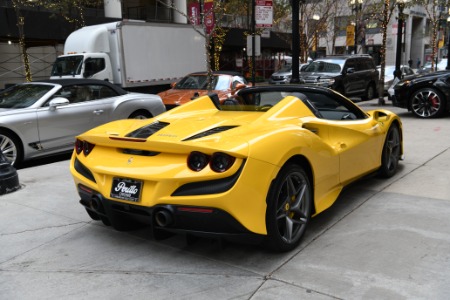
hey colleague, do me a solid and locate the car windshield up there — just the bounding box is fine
[176,75,232,90]
[0,84,54,108]
[278,65,292,72]
[303,61,342,73]
[51,55,84,76]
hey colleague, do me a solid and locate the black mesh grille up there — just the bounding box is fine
[183,126,238,141]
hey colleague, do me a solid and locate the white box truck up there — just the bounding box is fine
[50,21,206,92]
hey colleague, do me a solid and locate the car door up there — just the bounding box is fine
[303,92,384,183]
[343,59,364,95]
[36,84,114,152]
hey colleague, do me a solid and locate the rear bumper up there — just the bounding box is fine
[77,184,264,244]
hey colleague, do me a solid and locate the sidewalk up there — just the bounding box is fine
[1,98,449,299]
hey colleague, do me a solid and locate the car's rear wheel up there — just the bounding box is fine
[410,88,447,118]
[265,163,312,252]
[0,129,22,167]
[378,124,401,178]
[129,110,152,119]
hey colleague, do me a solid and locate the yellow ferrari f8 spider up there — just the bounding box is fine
[70,86,403,252]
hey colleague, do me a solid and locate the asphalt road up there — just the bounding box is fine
[1,98,449,299]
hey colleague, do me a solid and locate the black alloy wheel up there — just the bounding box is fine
[265,163,312,252]
[378,124,401,178]
[410,88,447,118]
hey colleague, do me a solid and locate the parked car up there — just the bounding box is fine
[378,65,416,100]
[70,85,403,252]
[418,58,448,74]
[158,71,249,110]
[392,70,450,118]
[300,55,379,100]
[0,79,165,166]
[268,63,310,84]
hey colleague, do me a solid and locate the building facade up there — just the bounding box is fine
[0,0,446,89]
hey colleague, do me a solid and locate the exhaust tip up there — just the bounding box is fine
[155,209,173,227]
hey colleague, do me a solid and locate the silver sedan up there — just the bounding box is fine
[0,79,165,166]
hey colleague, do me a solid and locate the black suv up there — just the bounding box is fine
[300,55,379,100]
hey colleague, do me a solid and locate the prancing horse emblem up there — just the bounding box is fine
[127,157,133,164]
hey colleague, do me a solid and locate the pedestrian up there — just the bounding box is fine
[417,58,421,69]
[408,58,413,68]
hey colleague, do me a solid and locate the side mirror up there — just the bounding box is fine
[171,82,177,88]
[49,97,70,111]
[372,110,390,122]
[345,67,355,74]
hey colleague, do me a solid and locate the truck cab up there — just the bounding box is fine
[50,53,113,82]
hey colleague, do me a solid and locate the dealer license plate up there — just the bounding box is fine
[110,178,142,202]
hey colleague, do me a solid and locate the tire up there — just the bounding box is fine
[129,110,152,119]
[264,163,312,252]
[0,129,22,167]
[362,83,375,101]
[378,124,401,178]
[410,88,447,118]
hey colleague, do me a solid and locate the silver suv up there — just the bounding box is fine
[269,63,309,84]
[300,55,379,100]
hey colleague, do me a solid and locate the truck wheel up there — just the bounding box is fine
[129,110,152,119]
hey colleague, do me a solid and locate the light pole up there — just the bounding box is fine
[291,0,300,83]
[349,0,363,54]
[394,0,408,80]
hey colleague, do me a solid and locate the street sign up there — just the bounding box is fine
[255,0,273,28]
[247,35,261,56]
[346,25,355,46]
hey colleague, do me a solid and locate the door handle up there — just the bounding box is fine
[93,110,104,115]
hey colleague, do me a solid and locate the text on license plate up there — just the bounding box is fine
[110,178,142,202]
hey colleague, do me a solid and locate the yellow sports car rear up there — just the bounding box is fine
[70,86,403,252]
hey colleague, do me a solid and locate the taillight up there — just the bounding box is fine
[75,139,83,154]
[187,151,235,172]
[187,151,210,171]
[210,153,235,172]
[75,139,95,156]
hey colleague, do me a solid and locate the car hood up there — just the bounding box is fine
[158,89,229,106]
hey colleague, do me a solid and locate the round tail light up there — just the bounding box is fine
[188,151,210,171]
[210,153,235,173]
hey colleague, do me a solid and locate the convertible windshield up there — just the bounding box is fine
[0,84,53,108]
[51,55,84,76]
[176,75,232,90]
[304,61,342,73]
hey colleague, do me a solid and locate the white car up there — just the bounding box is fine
[379,65,416,100]
[0,79,165,166]
[377,65,415,94]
